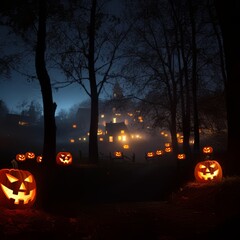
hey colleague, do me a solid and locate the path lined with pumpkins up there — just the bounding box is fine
[0,146,237,239]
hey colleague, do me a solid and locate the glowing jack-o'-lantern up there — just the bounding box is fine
[165,147,172,153]
[177,153,186,160]
[0,168,37,209]
[146,152,155,158]
[156,150,164,156]
[123,144,129,149]
[202,146,213,154]
[194,160,222,183]
[36,155,43,163]
[114,151,123,158]
[165,142,171,147]
[25,152,35,159]
[56,152,73,165]
[16,154,26,162]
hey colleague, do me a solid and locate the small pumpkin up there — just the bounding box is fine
[15,153,26,162]
[146,152,155,158]
[25,152,35,159]
[56,152,73,165]
[165,142,171,147]
[165,147,172,152]
[202,146,213,154]
[0,168,37,209]
[177,153,186,160]
[194,160,222,183]
[36,155,43,163]
[156,150,164,156]
[114,151,123,158]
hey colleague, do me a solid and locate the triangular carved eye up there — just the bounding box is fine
[6,173,19,183]
[24,175,33,183]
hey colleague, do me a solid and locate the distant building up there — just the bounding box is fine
[105,121,131,143]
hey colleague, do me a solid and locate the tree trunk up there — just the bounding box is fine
[88,0,99,163]
[214,0,240,176]
[188,0,200,155]
[35,0,57,209]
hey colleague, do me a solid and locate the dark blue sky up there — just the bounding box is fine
[0,71,89,115]
[0,0,122,115]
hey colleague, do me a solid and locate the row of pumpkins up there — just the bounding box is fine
[0,146,222,210]
[0,151,73,209]
[145,145,223,183]
[16,151,73,165]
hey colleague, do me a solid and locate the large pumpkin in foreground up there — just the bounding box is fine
[0,168,37,209]
[194,160,222,183]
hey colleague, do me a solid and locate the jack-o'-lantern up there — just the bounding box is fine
[16,154,26,162]
[56,152,73,165]
[202,146,213,154]
[156,150,164,156]
[165,147,172,152]
[165,143,171,147]
[25,152,35,159]
[194,160,222,183]
[146,152,155,158]
[123,144,129,149]
[0,168,37,209]
[36,155,43,163]
[114,151,123,158]
[177,153,186,160]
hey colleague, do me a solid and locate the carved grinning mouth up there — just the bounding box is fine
[198,169,219,180]
[1,184,36,204]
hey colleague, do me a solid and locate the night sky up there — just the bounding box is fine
[0,0,122,115]
[0,71,89,115]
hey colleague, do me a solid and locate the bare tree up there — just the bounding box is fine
[50,0,128,163]
[214,0,240,175]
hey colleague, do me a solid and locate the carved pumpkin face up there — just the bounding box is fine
[16,154,26,162]
[194,160,222,183]
[146,152,155,158]
[114,151,123,158]
[177,153,186,160]
[123,144,129,149]
[165,143,171,147]
[25,152,35,159]
[36,155,43,163]
[0,168,37,209]
[56,152,73,165]
[156,150,164,156]
[165,147,172,152]
[202,146,213,154]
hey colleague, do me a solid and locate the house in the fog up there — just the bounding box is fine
[105,121,131,143]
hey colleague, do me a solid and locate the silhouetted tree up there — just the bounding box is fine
[214,0,240,175]
[50,0,128,163]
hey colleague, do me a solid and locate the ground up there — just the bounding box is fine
[1,176,240,240]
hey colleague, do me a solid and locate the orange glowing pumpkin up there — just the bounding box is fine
[177,153,186,160]
[146,152,155,158]
[15,154,26,162]
[202,146,213,154]
[36,155,43,163]
[114,151,123,158]
[0,168,37,209]
[165,143,171,147]
[25,152,35,159]
[194,160,222,183]
[156,150,164,156]
[56,152,73,165]
[165,147,172,152]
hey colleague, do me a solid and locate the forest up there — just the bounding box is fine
[0,0,240,234]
